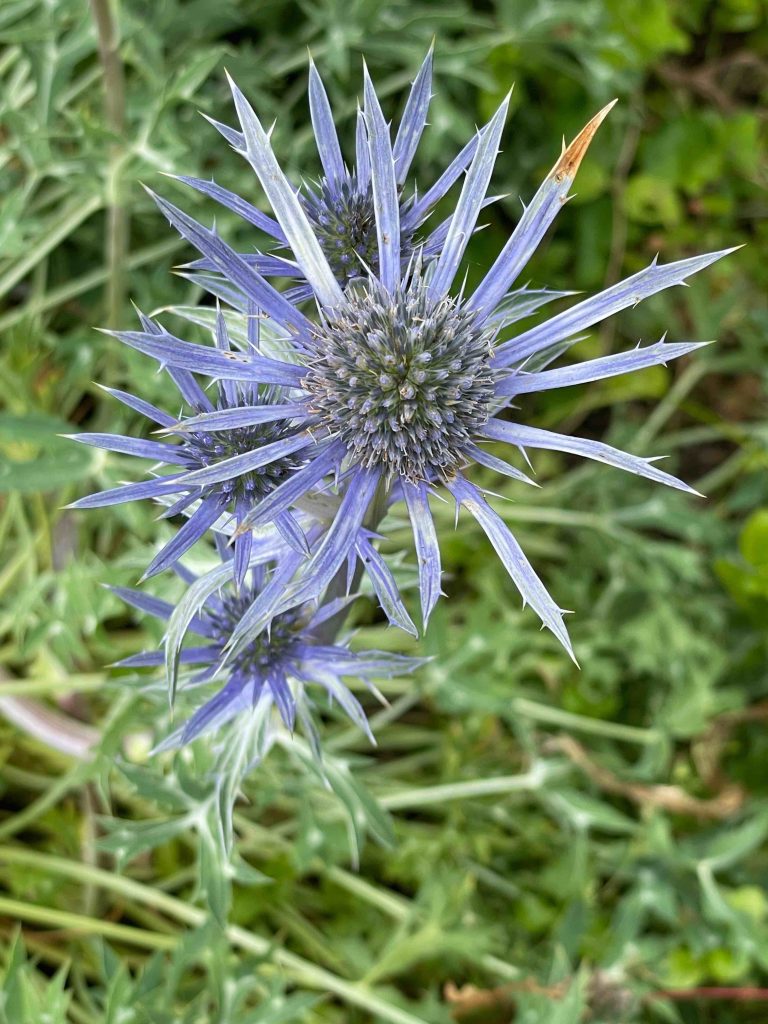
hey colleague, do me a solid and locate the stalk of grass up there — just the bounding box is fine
[0,846,430,1024]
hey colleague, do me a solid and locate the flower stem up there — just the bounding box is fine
[89,0,128,328]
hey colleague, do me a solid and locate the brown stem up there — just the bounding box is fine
[653,987,768,1002]
[544,734,744,820]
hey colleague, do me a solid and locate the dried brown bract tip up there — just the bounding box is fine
[552,98,618,182]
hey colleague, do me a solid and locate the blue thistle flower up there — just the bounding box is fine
[112,549,422,754]
[80,55,736,664]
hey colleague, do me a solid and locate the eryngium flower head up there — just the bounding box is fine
[176,48,477,301]
[113,556,422,754]
[89,56,735,661]
[304,267,496,481]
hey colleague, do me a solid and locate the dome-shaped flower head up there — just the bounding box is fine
[67,307,321,586]
[99,58,735,661]
[112,544,423,757]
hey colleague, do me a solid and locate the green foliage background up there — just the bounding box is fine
[1,0,767,1021]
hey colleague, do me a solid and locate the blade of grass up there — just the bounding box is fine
[0,846,430,1024]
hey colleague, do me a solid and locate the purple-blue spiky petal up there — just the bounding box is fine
[115,647,216,669]
[497,339,709,397]
[95,386,177,428]
[362,66,401,293]
[401,133,479,231]
[108,585,214,638]
[481,419,700,495]
[355,106,371,189]
[402,481,441,628]
[223,550,307,664]
[149,189,311,333]
[226,72,344,310]
[68,433,190,465]
[169,430,315,492]
[67,474,185,510]
[428,95,510,299]
[141,496,224,581]
[463,441,538,487]
[111,327,305,387]
[302,647,425,676]
[267,669,296,730]
[279,466,380,610]
[470,101,616,320]
[493,248,738,367]
[447,474,574,657]
[355,532,418,636]
[308,59,346,185]
[165,403,310,435]
[393,44,433,186]
[275,509,310,556]
[235,440,346,533]
[171,174,285,241]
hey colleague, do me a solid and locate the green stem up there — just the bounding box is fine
[89,0,128,327]
[0,673,105,697]
[378,762,568,811]
[0,896,176,951]
[0,763,92,840]
[511,697,663,745]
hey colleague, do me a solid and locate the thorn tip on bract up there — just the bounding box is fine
[552,98,617,181]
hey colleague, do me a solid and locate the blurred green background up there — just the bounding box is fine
[1,0,767,1021]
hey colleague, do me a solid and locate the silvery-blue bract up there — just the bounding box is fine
[74,51,734,676]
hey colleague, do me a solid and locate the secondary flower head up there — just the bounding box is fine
[177,48,478,302]
[113,552,422,755]
[68,308,317,585]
